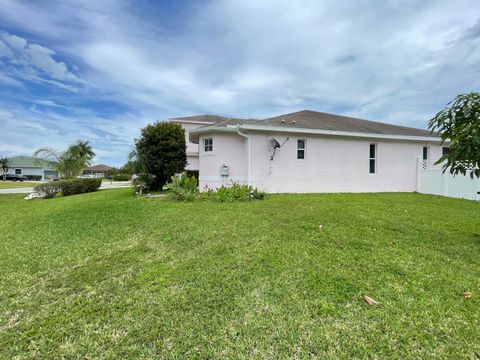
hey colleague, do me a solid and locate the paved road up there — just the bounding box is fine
[0,181,132,194]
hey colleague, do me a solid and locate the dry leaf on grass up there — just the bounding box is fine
[463,291,473,298]
[364,295,378,305]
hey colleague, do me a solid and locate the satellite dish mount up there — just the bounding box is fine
[270,137,289,160]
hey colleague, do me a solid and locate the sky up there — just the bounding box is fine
[0,0,479,166]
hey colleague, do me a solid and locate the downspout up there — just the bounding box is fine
[237,126,252,187]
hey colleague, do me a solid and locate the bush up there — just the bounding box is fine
[201,183,265,202]
[25,175,42,181]
[34,182,61,199]
[185,170,199,180]
[135,122,187,191]
[163,173,198,201]
[132,173,151,195]
[57,178,102,196]
[112,173,131,181]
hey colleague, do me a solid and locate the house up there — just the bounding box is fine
[7,156,58,180]
[171,110,448,193]
[83,164,112,178]
[169,115,225,171]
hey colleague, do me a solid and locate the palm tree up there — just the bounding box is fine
[34,140,96,179]
[70,140,95,164]
[34,147,68,178]
[0,157,10,181]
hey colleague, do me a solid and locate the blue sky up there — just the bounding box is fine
[0,0,479,166]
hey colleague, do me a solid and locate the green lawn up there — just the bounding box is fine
[0,189,479,358]
[0,181,37,188]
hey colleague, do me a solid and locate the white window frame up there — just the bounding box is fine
[369,143,377,174]
[203,138,213,154]
[297,139,306,159]
[422,146,429,161]
[15,168,22,175]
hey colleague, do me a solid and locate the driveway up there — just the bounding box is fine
[0,181,132,194]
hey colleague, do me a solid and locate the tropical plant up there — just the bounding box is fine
[201,183,265,202]
[135,122,187,191]
[70,140,95,163]
[34,140,96,179]
[428,92,480,178]
[163,173,198,201]
[0,157,10,181]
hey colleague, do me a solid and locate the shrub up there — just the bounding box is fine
[185,170,199,180]
[202,183,265,202]
[112,173,131,181]
[34,182,61,199]
[25,175,42,181]
[58,178,102,196]
[132,173,151,195]
[135,122,187,191]
[163,173,198,201]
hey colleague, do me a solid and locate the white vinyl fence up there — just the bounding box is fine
[416,159,480,201]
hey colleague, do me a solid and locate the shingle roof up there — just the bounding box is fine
[169,115,230,123]
[84,164,112,172]
[8,156,54,168]
[263,110,436,137]
[188,110,437,138]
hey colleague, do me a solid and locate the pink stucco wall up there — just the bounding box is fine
[198,130,444,193]
[198,132,247,190]
[170,121,207,171]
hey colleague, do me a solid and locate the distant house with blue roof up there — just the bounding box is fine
[7,156,59,180]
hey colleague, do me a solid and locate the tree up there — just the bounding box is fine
[120,150,143,175]
[70,140,95,164]
[428,92,480,178]
[34,140,96,179]
[135,122,187,190]
[0,157,10,181]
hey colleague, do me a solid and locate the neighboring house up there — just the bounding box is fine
[7,156,58,180]
[172,110,447,193]
[83,164,112,178]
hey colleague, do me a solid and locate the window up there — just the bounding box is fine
[442,147,450,156]
[297,139,306,159]
[15,169,22,175]
[369,144,377,174]
[422,146,429,161]
[204,138,213,152]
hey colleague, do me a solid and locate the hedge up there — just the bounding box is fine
[34,178,102,198]
[24,175,42,181]
[112,173,131,181]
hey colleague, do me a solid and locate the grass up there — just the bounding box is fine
[0,181,37,188]
[0,189,479,359]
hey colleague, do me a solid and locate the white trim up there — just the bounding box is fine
[190,124,441,143]
[297,138,306,160]
[203,137,214,153]
[369,143,377,174]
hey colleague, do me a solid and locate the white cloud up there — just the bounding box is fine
[0,31,83,87]
[0,0,479,163]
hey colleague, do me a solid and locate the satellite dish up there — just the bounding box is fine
[271,138,281,149]
[270,137,289,160]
